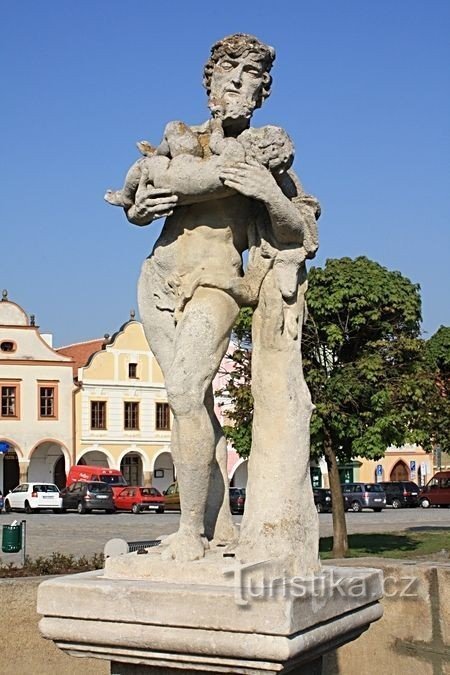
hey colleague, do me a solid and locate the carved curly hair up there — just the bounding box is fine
[203,33,276,109]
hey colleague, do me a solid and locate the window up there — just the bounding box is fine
[155,402,170,430]
[128,363,138,379]
[91,401,106,429]
[0,341,16,352]
[1,384,19,418]
[124,401,139,430]
[39,385,57,418]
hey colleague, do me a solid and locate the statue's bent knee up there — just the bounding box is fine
[166,380,203,417]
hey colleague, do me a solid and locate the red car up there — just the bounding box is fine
[114,487,165,514]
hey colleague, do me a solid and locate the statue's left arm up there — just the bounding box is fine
[219,161,320,254]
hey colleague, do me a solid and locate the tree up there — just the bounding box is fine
[219,257,445,559]
[218,308,253,458]
[302,256,431,557]
[424,326,450,460]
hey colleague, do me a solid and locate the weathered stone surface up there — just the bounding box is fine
[105,33,320,568]
[323,559,450,675]
[38,566,382,673]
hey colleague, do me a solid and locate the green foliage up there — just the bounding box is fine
[217,308,253,458]
[422,325,450,453]
[426,326,450,378]
[0,552,104,577]
[219,258,448,464]
[303,257,429,462]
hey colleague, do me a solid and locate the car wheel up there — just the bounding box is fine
[4,500,11,513]
[316,503,323,513]
[77,501,86,514]
[24,501,34,514]
[131,504,140,514]
[158,506,165,514]
[392,499,402,509]
[420,498,431,509]
[373,508,383,512]
[106,509,115,514]
[351,501,362,513]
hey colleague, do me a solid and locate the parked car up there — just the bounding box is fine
[378,481,420,508]
[4,483,62,514]
[340,483,386,512]
[66,465,127,497]
[313,488,332,513]
[419,471,450,508]
[163,482,180,511]
[114,486,165,514]
[229,487,246,514]
[60,481,115,514]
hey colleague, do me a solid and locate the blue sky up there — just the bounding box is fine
[1,0,449,345]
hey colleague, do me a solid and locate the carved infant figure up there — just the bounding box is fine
[105,121,294,210]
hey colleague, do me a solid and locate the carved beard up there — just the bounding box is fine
[208,94,256,122]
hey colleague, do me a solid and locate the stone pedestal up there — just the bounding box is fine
[37,549,383,675]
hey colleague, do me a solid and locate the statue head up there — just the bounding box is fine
[203,34,275,125]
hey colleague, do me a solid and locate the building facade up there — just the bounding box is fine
[58,319,175,493]
[0,293,74,493]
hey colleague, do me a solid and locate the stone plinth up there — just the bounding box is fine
[38,550,383,674]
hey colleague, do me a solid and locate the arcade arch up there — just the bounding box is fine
[0,439,21,494]
[152,450,175,493]
[28,440,70,489]
[77,448,112,468]
[230,458,248,488]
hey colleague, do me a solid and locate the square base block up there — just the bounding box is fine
[38,554,383,674]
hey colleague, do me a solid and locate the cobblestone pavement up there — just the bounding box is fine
[0,508,448,562]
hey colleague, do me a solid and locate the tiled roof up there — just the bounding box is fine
[57,339,105,375]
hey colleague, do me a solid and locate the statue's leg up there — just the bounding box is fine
[162,286,239,562]
[204,386,239,545]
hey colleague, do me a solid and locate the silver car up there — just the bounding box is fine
[341,483,386,512]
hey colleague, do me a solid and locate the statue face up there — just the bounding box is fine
[208,52,266,122]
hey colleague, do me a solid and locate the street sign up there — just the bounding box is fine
[376,464,383,476]
[421,462,427,476]
[410,461,416,472]
[0,442,10,454]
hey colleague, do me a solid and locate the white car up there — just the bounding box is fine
[4,483,62,513]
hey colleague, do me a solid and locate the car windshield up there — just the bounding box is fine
[87,483,111,494]
[33,484,59,492]
[365,484,384,492]
[99,475,127,486]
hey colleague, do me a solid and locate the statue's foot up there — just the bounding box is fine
[160,529,209,562]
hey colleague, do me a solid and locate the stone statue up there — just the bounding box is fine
[106,33,320,573]
[37,39,383,675]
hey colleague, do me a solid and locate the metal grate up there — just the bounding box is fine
[127,539,161,553]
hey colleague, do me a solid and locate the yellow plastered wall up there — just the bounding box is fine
[117,354,150,381]
[83,351,115,380]
[113,323,150,351]
[152,359,164,384]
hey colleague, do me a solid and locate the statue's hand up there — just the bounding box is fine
[219,160,279,203]
[127,184,178,226]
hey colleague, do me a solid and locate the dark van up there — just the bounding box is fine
[378,481,420,508]
[341,483,386,512]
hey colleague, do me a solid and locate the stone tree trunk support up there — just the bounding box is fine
[237,272,319,575]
